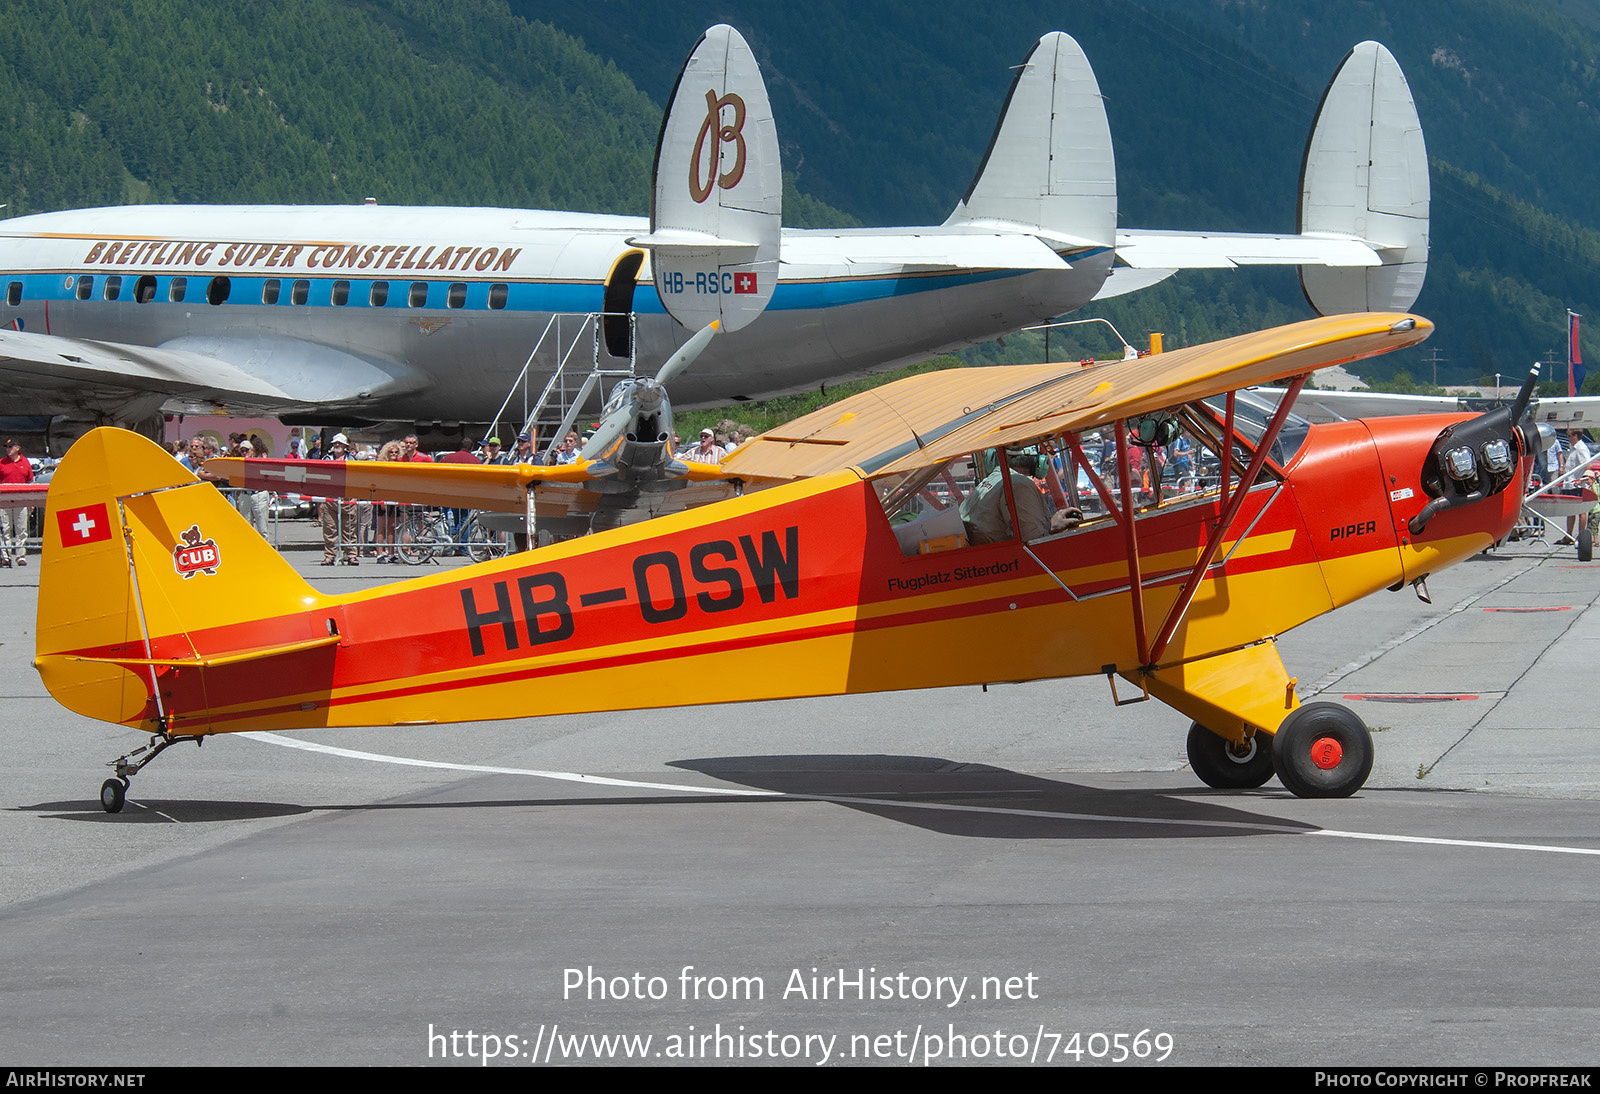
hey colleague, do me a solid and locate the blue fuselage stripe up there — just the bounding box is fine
[2,265,1043,318]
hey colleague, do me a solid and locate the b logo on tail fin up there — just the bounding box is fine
[691,91,748,203]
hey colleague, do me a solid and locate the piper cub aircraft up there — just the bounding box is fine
[0,25,1427,433]
[35,311,1541,813]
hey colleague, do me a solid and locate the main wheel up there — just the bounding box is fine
[1271,702,1374,798]
[1579,523,1593,562]
[1186,723,1275,789]
[100,778,126,814]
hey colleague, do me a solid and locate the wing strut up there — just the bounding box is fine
[1114,427,1150,665]
[1146,376,1308,666]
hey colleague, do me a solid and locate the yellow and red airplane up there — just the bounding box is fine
[34,312,1539,812]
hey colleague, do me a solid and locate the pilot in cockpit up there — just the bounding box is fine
[961,445,1083,545]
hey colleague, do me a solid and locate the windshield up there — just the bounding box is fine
[1203,389,1311,468]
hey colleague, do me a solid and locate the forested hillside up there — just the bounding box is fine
[3,0,1597,387]
[0,0,670,212]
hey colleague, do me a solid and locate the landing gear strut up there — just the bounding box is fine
[1186,722,1275,789]
[99,731,206,813]
[1271,702,1373,798]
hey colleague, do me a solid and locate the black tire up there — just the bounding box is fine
[100,778,125,814]
[1186,722,1275,789]
[1579,523,1593,562]
[395,514,441,565]
[1271,702,1374,798]
[465,517,508,563]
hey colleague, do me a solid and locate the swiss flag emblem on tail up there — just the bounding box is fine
[733,272,757,294]
[57,503,113,546]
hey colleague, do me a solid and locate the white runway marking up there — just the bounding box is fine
[242,732,1600,858]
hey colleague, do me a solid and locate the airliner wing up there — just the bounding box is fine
[207,458,572,512]
[719,312,1432,480]
[206,455,790,515]
[0,328,296,417]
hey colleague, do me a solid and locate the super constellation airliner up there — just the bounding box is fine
[0,28,1427,434]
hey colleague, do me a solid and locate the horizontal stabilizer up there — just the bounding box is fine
[625,228,761,252]
[1113,230,1380,270]
[775,230,1072,271]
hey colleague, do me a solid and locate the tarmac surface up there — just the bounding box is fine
[2,520,1599,1067]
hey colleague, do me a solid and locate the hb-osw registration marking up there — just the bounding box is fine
[459,527,799,657]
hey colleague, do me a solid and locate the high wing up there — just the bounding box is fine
[720,312,1432,480]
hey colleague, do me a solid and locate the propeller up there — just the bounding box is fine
[1408,362,1540,535]
[580,320,720,460]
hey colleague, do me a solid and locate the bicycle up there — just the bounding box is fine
[394,507,509,565]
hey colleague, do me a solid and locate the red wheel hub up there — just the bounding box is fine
[1311,736,1344,770]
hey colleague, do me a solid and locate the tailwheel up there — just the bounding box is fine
[1185,722,1274,789]
[1271,702,1374,798]
[100,731,205,816]
[100,778,127,814]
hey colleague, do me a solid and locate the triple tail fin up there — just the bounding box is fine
[1299,41,1430,314]
[629,24,781,335]
[945,32,1117,253]
[36,428,335,732]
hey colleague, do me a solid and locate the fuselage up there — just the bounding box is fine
[35,411,1520,737]
[0,204,1109,422]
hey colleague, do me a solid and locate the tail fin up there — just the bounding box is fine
[945,32,1116,252]
[1299,41,1429,314]
[629,24,781,335]
[35,428,333,731]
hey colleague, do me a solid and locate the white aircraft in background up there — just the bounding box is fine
[0,29,1428,438]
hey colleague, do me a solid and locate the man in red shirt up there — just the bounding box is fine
[400,435,434,463]
[0,439,35,567]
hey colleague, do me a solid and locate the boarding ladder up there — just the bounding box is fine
[486,311,639,459]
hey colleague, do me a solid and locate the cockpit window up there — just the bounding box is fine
[1202,390,1311,468]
